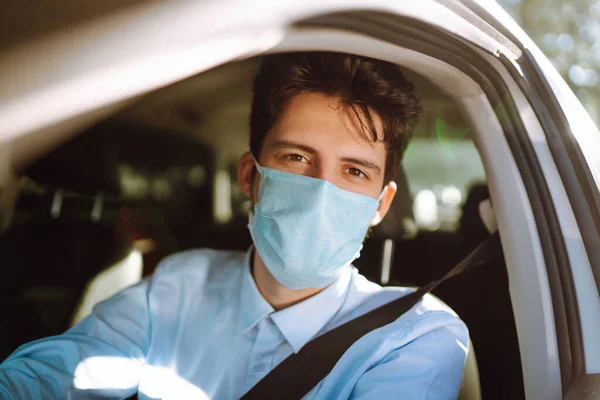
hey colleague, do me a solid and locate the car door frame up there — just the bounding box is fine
[292,5,600,399]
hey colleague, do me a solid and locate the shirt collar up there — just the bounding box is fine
[239,247,353,353]
[270,265,352,354]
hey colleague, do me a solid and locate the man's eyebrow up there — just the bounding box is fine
[340,157,382,175]
[272,140,318,155]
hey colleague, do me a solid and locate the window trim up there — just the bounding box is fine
[517,50,600,300]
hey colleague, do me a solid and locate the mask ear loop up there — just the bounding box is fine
[251,156,268,196]
[377,185,389,201]
[248,156,263,223]
[252,156,263,174]
[371,184,389,226]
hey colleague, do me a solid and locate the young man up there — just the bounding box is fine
[0,52,468,399]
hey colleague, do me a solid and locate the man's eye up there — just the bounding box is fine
[286,154,306,163]
[346,168,367,178]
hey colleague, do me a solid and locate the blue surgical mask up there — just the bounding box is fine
[248,160,385,289]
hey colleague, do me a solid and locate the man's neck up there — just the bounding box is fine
[251,251,323,311]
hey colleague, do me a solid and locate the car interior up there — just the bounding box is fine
[0,54,525,399]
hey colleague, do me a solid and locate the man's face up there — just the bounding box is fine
[239,92,397,225]
[258,92,387,197]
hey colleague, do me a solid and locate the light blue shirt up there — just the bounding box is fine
[0,248,469,399]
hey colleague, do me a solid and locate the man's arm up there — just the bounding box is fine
[350,319,468,400]
[0,279,151,399]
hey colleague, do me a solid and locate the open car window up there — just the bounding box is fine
[0,50,522,399]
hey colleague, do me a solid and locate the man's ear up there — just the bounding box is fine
[238,151,257,199]
[370,181,397,226]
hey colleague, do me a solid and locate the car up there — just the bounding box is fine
[0,1,599,399]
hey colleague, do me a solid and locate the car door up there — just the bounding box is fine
[458,2,600,398]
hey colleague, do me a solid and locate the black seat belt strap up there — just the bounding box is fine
[241,232,502,400]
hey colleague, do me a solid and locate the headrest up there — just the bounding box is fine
[479,198,497,234]
[460,183,492,240]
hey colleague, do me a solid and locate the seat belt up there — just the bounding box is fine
[241,232,502,400]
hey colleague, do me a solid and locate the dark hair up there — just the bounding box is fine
[250,52,423,183]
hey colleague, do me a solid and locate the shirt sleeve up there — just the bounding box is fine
[0,278,152,399]
[349,317,469,400]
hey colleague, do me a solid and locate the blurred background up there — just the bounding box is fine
[499,0,600,125]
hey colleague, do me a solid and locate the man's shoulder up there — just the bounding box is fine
[381,289,466,340]
[317,274,468,399]
[151,247,247,288]
[343,270,467,343]
[394,291,468,345]
[345,270,461,319]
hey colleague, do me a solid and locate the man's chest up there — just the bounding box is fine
[141,307,294,399]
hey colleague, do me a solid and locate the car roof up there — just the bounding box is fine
[0,0,523,167]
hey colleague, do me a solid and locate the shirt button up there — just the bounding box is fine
[254,363,266,372]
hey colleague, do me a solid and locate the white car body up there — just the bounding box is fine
[0,1,599,399]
